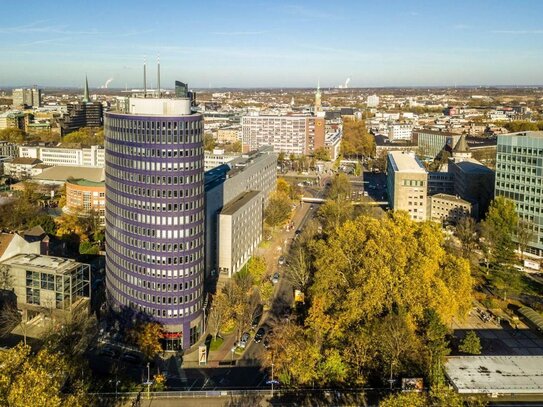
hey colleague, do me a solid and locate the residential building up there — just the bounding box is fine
[3,157,42,179]
[367,94,380,108]
[324,130,342,161]
[1,254,90,321]
[241,115,325,155]
[495,131,543,256]
[216,127,240,144]
[413,129,461,158]
[105,93,205,350]
[19,145,105,167]
[63,179,106,225]
[428,194,474,225]
[12,86,41,108]
[218,190,262,277]
[204,149,240,171]
[386,151,428,221]
[205,147,276,276]
[387,123,413,141]
[0,141,17,158]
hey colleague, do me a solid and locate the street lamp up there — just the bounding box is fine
[231,346,236,366]
[271,362,275,397]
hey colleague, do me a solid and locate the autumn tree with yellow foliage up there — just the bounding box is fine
[264,212,473,388]
[131,322,163,361]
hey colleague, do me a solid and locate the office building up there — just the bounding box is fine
[204,149,240,171]
[413,129,461,159]
[60,78,103,136]
[495,131,543,256]
[386,151,428,221]
[241,115,325,155]
[0,254,90,321]
[448,135,495,219]
[387,123,413,141]
[105,92,205,350]
[428,194,474,225]
[0,111,27,131]
[12,86,41,108]
[216,127,240,144]
[205,147,276,276]
[63,178,106,225]
[218,190,262,277]
[19,144,105,167]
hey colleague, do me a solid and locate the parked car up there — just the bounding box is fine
[99,346,117,358]
[238,332,250,349]
[272,272,280,284]
[251,312,262,330]
[263,337,271,349]
[278,256,286,265]
[254,327,266,343]
[121,352,141,364]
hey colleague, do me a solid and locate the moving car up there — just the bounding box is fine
[238,332,250,349]
[272,272,280,284]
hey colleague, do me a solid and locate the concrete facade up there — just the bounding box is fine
[19,145,105,167]
[428,193,473,225]
[218,190,262,278]
[64,179,106,224]
[386,151,428,221]
[204,147,276,276]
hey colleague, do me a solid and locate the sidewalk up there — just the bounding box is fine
[180,331,241,368]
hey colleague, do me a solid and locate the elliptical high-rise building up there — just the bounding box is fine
[104,82,205,350]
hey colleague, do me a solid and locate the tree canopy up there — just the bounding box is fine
[62,127,104,146]
[340,120,375,158]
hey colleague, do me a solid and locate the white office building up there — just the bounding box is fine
[19,145,105,167]
[387,123,413,141]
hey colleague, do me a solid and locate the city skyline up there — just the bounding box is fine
[1,0,543,88]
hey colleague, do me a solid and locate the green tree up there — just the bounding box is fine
[246,256,267,286]
[418,309,450,385]
[516,218,536,260]
[459,330,482,355]
[28,213,57,235]
[455,216,477,258]
[328,173,351,201]
[481,197,518,265]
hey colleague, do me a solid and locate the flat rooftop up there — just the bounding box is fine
[220,190,261,215]
[33,166,105,182]
[388,151,426,173]
[431,193,471,204]
[2,254,84,275]
[445,356,543,394]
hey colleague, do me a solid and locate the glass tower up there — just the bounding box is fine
[495,131,543,256]
[104,97,205,349]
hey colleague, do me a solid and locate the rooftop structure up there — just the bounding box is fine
[445,356,543,395]
[387,151,426,173]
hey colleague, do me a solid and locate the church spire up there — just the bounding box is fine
[83,75,90,103]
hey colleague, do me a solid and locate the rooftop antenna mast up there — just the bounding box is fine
[157,54,161,98]
[143,56,147,98]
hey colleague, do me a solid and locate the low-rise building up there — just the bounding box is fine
[64,178,106,225]
[386,151,428,221]
[3,157,42,179]
[1,253,90,321]
[204,149,241,171]
[218,191,262,277]
[387,123,413,141]
[413,129,461,159]
[19,144,105,167]
[216,127,240,144]
[428,194,474,225]
[32,166,104,186]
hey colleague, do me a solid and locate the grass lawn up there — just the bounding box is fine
[209,337,224,351]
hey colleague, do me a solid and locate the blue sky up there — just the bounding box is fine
[1,0,542,88]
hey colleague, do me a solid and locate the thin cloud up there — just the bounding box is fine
[491,29,543,34]
[211,31,267,36]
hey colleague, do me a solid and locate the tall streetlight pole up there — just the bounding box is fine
[147,362,151,399]
[271,362,275,397]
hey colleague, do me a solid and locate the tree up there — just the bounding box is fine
[277,152,286,164]
[380,392,428,407]
[246,256,267,287]
[264,192,292,228]
[459,331,482,355]
[207,291,232,341]
[62,127,103,146]
[0,265,13,290]
[340,120,375,158]
[481,197,518,265]
[285,244,311,292]
[204,133,216,151]
[276,178,292,198]
[131,322,163,361]
[516,218,536,260]
[455,217,477,258]
[314,147,330,161]
[328,173,351,201]
[418,309,450,385]
[28,213,57,235]
[0,128,25,143]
